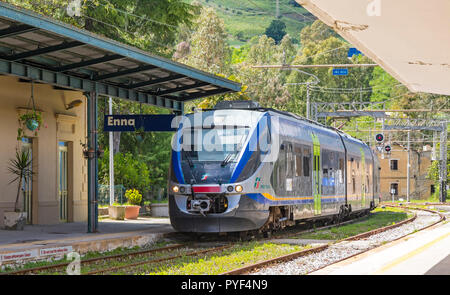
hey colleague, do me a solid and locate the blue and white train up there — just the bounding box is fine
[168,101,381,233]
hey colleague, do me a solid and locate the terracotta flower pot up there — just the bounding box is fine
[125,206,141,219]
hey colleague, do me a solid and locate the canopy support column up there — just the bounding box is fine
[86,89,99,233]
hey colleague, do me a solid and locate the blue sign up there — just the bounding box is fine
[104,115,177,132]
[332,68,348,76]
[347,47,363,58]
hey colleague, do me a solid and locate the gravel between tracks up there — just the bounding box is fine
[252,210,441,275]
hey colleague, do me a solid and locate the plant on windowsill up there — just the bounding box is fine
[124,189,142,219]
[4,149,33,230]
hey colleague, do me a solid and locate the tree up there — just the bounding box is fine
[265,19,287,44]
[427,143,450,199]
[5,0,198,57]
[179,7,230,74]
[99,149,151,195]
[234,35,293,109]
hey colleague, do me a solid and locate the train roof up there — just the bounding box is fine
[198,104,368,148]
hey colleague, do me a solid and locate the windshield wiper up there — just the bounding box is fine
[182,149,194,167]
[221,152,233,167]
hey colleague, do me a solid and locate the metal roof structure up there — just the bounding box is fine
[0,2,241,111]
[297,0,450,96]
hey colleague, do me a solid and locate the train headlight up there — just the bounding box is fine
[172,185,179,193]
[235,185,243,192]
[227,185,234,192]
[179,186,186,193]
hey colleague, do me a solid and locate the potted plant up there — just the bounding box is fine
[124,189,142,219]
[108,202,126,220]
[4,149,33,230]
[150,199,169,217]
[17,111,42,140]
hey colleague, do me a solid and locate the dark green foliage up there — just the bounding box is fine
[265,19,287,44]
[7,149,33,212]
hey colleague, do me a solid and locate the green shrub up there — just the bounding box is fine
[125,189,142,206]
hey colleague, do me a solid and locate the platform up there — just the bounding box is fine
[310,215,450,275]
[0,217,174,265]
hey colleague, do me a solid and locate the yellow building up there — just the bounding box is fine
[377,143,434,201]
[0,76,87,226]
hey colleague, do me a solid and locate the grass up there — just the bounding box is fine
[293,207,411,241]
[146,242,308,275]
[188,0,314,46]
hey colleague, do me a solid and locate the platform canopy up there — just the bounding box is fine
[297,0,450,96]
[0,2,241,112]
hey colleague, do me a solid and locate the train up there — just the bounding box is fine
[168,100,381,234]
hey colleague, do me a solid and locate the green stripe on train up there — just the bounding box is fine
[311,133,321,215]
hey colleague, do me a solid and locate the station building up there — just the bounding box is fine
[377,143,435,201]
[0,76,87,226]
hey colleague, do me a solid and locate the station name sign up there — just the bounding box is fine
[104,115,178,132]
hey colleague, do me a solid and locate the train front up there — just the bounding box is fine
[168,108,271,233]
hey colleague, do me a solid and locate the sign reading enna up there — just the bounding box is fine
[104,115,177,132]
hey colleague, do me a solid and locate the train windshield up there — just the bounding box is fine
[181,126,249,163]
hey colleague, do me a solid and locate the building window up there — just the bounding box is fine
[390,159,398,171]
[431,185,435,195]
[390,183,399,196]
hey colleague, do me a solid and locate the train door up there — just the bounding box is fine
[360,147,366,208]
[311,133,321,215]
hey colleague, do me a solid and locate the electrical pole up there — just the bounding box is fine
[109,97,114,206]
[439,122,448,202]
[276,0,280,18]
[406,131,410,202]
[306,82,310,119]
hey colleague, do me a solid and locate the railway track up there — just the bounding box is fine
[4,205,440,275]
[223,205,445,275]
[1,243,188,275]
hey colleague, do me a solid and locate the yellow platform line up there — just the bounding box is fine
[373,231,450,275]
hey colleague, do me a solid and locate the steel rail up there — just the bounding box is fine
[2,243,185,275]
[86,244,233,275]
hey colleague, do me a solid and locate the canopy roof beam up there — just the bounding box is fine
[127,74,185,90]
[2,41,84,61]
[0,24,38,38]
[93,64,158,81]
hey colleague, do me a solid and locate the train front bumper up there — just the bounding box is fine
[168,194,269,233]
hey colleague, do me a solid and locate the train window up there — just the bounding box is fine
[366,176,370,193]
[339,158,344,184]
[286,144,293,178]
[294,145,302,177]
[303,156,310,177]
[295,154,302,177]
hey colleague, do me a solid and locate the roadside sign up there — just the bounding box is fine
[385,145,391,153]
[348,47,363,58]
[332,68,348,76]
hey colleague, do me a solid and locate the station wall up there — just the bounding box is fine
[0,76,88,226]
